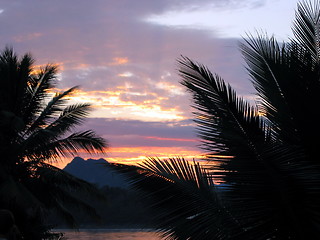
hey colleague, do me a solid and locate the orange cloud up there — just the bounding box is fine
[110,57,129,65]
[54,88,185,121]
[102,146,204,165]
[71,63,90,69]
[52,146,204,168]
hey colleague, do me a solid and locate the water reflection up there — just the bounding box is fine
[59,229,162,240]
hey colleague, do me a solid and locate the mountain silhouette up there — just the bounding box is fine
[63,157,128,188]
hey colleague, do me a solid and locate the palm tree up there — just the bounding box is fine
[111,1,320,239]
[0,48,107,239]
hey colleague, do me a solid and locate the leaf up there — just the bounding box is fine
[110,158,241,240]
[27,86,78,132]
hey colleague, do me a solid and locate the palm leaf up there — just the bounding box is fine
[0,47,108,238]
[178,56,266,162]
[27,86,78,132]
[110,158,240,240]
[106,2,320,239]
[21,103,97,161]
[24,130,106,162]
[241,16,320,163]
[46,103,92,135]
[24,64,59,127]
[292,0,320,61]
[178,55,320,238]
[239,35,302,144]
[0,47,32,116]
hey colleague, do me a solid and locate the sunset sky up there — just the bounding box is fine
[0,0,299,167]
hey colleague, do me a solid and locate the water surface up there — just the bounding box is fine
[58,229,162,240]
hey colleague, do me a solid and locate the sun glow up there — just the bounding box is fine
[55,88,185,121]
[53,146,204,169]
[52,146,233,170]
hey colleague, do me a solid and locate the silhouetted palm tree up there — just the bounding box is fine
[0,48,107,239]
[111,1,320,239]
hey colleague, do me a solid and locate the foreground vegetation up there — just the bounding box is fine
[0,48,107,239]
[112,1,320,239]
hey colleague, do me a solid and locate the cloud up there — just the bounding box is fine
[0,0,254,101]
[80,118,197,144]
[144,0,293,40]
[61,88,187,121]
[0,0,269,166]
[0,0,259,116]
[106,146,203,165]
[110,57,129,65]
[56,117,202,167]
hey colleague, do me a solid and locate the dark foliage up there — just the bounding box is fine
[0,48,107,239]
[110,1,320,239]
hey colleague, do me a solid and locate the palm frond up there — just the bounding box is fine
[104,2,320,239]
[292,0,320,61]
[110,158,240,240]
[177,55,320,238]
[46,103,92,135]
[0,47,108,238]
[21,101,106,162]
[178,56,265,163]
[23,64,59,126]
[240,35,302,144]
[27,86,78,132]
[0,47,33,116]
[241,25,320,163]
[24,130,106,162]
[54,130,106,155]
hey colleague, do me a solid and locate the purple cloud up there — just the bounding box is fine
[0,0,263,165]
[79,118,198,147]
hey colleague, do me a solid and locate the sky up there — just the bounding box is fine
[0,0,300,167]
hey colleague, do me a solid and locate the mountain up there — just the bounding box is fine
[57,157,155,228]
[63,157,129,188]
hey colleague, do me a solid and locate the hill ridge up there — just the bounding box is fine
[63,157,128,188]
